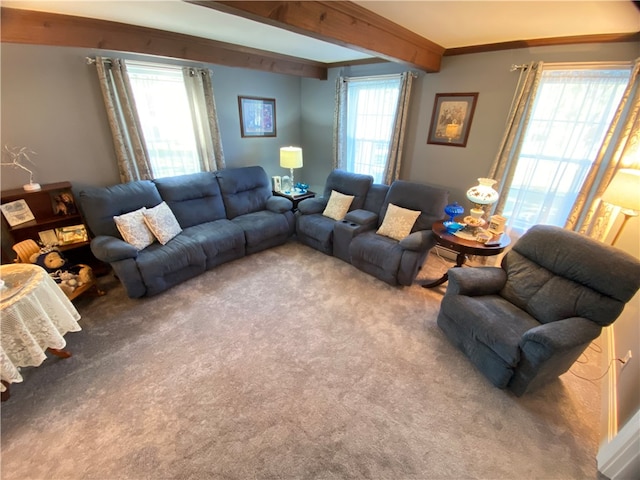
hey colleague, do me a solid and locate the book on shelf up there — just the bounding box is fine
[38,229,60,246]
[55,224,88,245]
[0,199,35,227]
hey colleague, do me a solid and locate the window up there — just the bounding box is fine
[126,62,201,178]
[344,76,402,183]
[502,66,630,234]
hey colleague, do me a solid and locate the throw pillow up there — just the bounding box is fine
[322,190,354,221]
[376,203,421,241]
[142,202,182,245]
[114,207,156,250]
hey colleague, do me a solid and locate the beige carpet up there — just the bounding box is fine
[1,241,603,479]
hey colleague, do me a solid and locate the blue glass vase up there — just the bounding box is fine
[444,202,464,222]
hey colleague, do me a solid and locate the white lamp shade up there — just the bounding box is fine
[466,178,499,205]
[602,169,640,212]
[280,147,303,169]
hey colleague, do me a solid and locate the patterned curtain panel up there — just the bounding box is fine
[566,58,640,241]
[383,72,414,185]
[332,76,348,171]
[182,67,226,171]
[488,61,544,215]
[94,57,152,183]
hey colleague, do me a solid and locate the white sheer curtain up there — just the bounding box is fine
[492,63,631,235]
[333,72,414,184]
[93,57,225,182]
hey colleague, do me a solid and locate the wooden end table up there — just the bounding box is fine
[273,190,316,210]
[420,220,511,288]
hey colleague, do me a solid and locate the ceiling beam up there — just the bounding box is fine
[189,1,444,73]
[0,7,328,80]
[445,32,640,56]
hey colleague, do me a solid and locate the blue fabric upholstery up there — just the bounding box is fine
[437,225,640,396]
[79,181,162,238]
[153,173,226,228]
[216,166,272,219]
[349,180,448,286]
[296,170,373,255]
[79,166,294,297]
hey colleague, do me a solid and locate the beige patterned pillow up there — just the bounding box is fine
[376,203,421,241]
[322,190,354,221]
[142,202,182,245]
[114,207,156,250]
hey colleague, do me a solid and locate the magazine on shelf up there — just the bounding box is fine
[0,200,35,227]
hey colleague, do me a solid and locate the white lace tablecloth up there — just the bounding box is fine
[0,263,81,391]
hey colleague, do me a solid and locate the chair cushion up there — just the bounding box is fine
[376,203,420,241]
[323,190,354,221]
[322,170,373,211]
[440,294,541,367]
[297,214,336,244]
[216,166,271,219]
[113,207,155,251]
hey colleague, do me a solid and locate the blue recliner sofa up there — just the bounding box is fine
[79,166,294,298]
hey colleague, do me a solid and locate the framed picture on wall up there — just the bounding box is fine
[427,92,479,147]
[238,96,277,138]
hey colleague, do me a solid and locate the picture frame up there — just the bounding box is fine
[238,96,277,138]
[427,93,479,147]
[0,199,35,227]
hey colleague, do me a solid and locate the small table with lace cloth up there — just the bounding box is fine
[1,263,81,396]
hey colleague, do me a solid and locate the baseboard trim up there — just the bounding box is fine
[597,410,640,479]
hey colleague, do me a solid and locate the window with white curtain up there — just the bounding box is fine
[126,61,201,178]
[502,66,630,234]
[345,76,401,183]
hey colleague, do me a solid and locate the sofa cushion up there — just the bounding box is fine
[376,203,421,241]
[216,166,272,219]
[153,172,226,228]
[79,181,162,238]
[322,170,373,211]
[143,201,183,245]
[323,190,354,221]
[180,220,245,260]
[113,207,155,250]
[232,210,292,248]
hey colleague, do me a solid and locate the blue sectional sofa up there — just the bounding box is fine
[79,166,294,298]
[296,170,449,286]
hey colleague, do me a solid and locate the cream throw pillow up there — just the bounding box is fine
[142,201,182,245]
[376,203,421,241]
[114,207,156,251]
[322,190,354,221]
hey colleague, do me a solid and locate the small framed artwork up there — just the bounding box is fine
[238,96,277,138]
[427,93,479,147]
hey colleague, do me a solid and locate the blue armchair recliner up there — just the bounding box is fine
[437,224,640,396]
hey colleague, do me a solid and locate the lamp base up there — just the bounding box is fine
[23,183,41,192]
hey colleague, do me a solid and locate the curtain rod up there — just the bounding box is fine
[510,64,528,72]
[342,72,418,82]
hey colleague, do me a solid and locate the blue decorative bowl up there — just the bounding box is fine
[444,202,465,222]
[295,182,309,194]
[443,221,465,234]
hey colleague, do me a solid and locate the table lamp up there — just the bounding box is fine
[280,146,303,193]
[601,168,640,245]
[466,178,499,225]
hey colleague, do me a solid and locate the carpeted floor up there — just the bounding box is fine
[1,241,604,479]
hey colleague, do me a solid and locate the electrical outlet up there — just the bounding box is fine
[622,350,633,365]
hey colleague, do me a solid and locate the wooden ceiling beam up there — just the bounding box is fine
[0,7,328,80]
[189,1,444,73]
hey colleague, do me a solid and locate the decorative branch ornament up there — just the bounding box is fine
[1,145,41,191]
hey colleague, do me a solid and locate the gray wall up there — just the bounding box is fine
[0,43,301,191]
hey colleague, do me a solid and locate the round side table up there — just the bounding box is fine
[421,220,511,288]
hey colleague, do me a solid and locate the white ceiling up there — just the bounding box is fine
[3,0,639,63]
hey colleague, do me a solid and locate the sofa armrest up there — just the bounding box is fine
[298,197,328,215]
[446,267,507,296]
[399,230,436,252]
[266,196,293,213]
[91,235,138,263]
[521,317,602,354]
[344,209,378,228]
